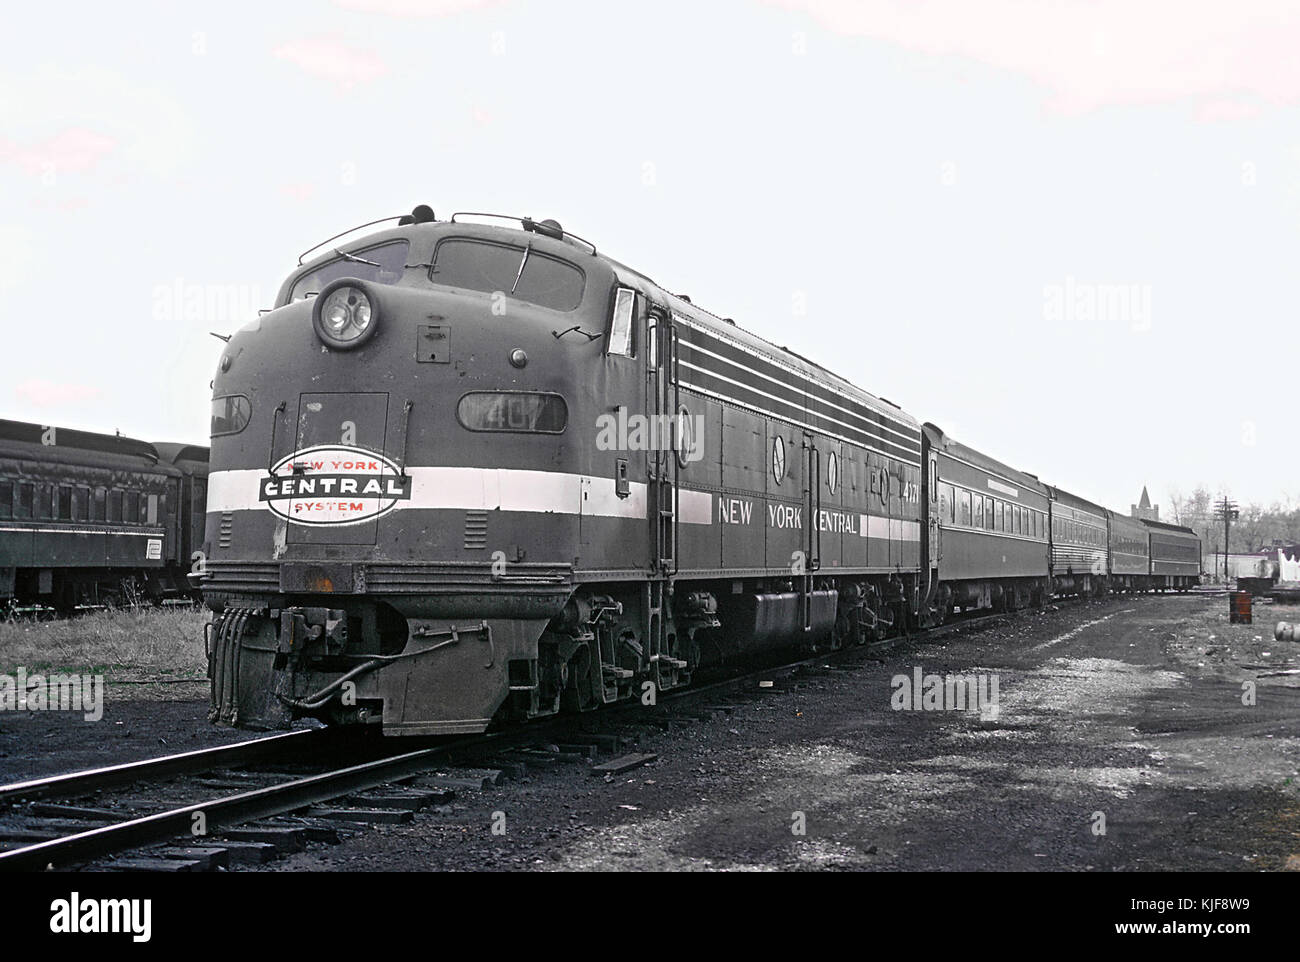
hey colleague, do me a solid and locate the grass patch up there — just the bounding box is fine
[0,605,209,683]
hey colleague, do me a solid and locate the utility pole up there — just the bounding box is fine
[1216,496,1239,582]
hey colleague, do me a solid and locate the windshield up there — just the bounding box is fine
[290,240,409,302]
[430,238,585,311]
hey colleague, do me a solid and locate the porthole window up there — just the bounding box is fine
[675,405,695,469]
[826,450,839,493]
[771,435,786,485]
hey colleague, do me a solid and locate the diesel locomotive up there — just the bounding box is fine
[202,207,1199,735]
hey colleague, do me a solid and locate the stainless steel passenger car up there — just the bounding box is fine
[1105,509,1151,591]
[1047,486,1109,597]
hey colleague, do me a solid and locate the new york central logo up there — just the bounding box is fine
[260,445,412,526]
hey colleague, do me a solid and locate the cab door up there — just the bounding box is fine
[285,392,390,546]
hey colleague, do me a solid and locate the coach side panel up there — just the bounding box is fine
[933,452,1050,581]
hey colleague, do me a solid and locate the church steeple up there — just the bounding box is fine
[1132,486,1158,520]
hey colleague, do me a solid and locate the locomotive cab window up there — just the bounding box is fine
[290,240,409,302]
[457,392,568,434]
[429,238,585,312]
[608,287,635,357]
[211,395,252,437]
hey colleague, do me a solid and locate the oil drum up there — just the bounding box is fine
[1229,590,1252,624]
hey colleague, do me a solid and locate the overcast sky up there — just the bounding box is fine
[3,0,1297,514]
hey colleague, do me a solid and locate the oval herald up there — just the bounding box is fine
[258,445,412,526]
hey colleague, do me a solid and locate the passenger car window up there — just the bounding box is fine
[430,238,584,312]
[938,483,952,523]
[290,240,409,302]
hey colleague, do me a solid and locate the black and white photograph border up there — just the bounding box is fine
[0,0,1295,941]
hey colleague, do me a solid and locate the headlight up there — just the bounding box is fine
[313,278,378,349]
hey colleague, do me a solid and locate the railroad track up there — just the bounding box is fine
[0,593,1137,872]
[0,722,520,872]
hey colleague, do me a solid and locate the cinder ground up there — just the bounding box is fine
[273,593,1298,872]
[2,595,1298,870]
[0,605,252,781]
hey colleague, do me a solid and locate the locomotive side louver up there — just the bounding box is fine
[464,511,488,550]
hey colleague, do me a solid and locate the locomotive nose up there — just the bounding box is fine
[265,392,409,545]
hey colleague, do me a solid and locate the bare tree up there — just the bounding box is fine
[1167,487,1185,525]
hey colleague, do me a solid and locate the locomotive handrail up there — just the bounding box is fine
[670,321,681,575]
[449,212,598,255]
[812,441,822,572]
[298,215,406,265]
[266,401,287,475]
[394,399,414,477]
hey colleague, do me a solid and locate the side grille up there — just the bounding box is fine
[202,560,572,594]
[464,510,488,550]
[218,512,234,548]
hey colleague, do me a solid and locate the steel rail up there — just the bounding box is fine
[0,729,330,805]
[0,734,494,871]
